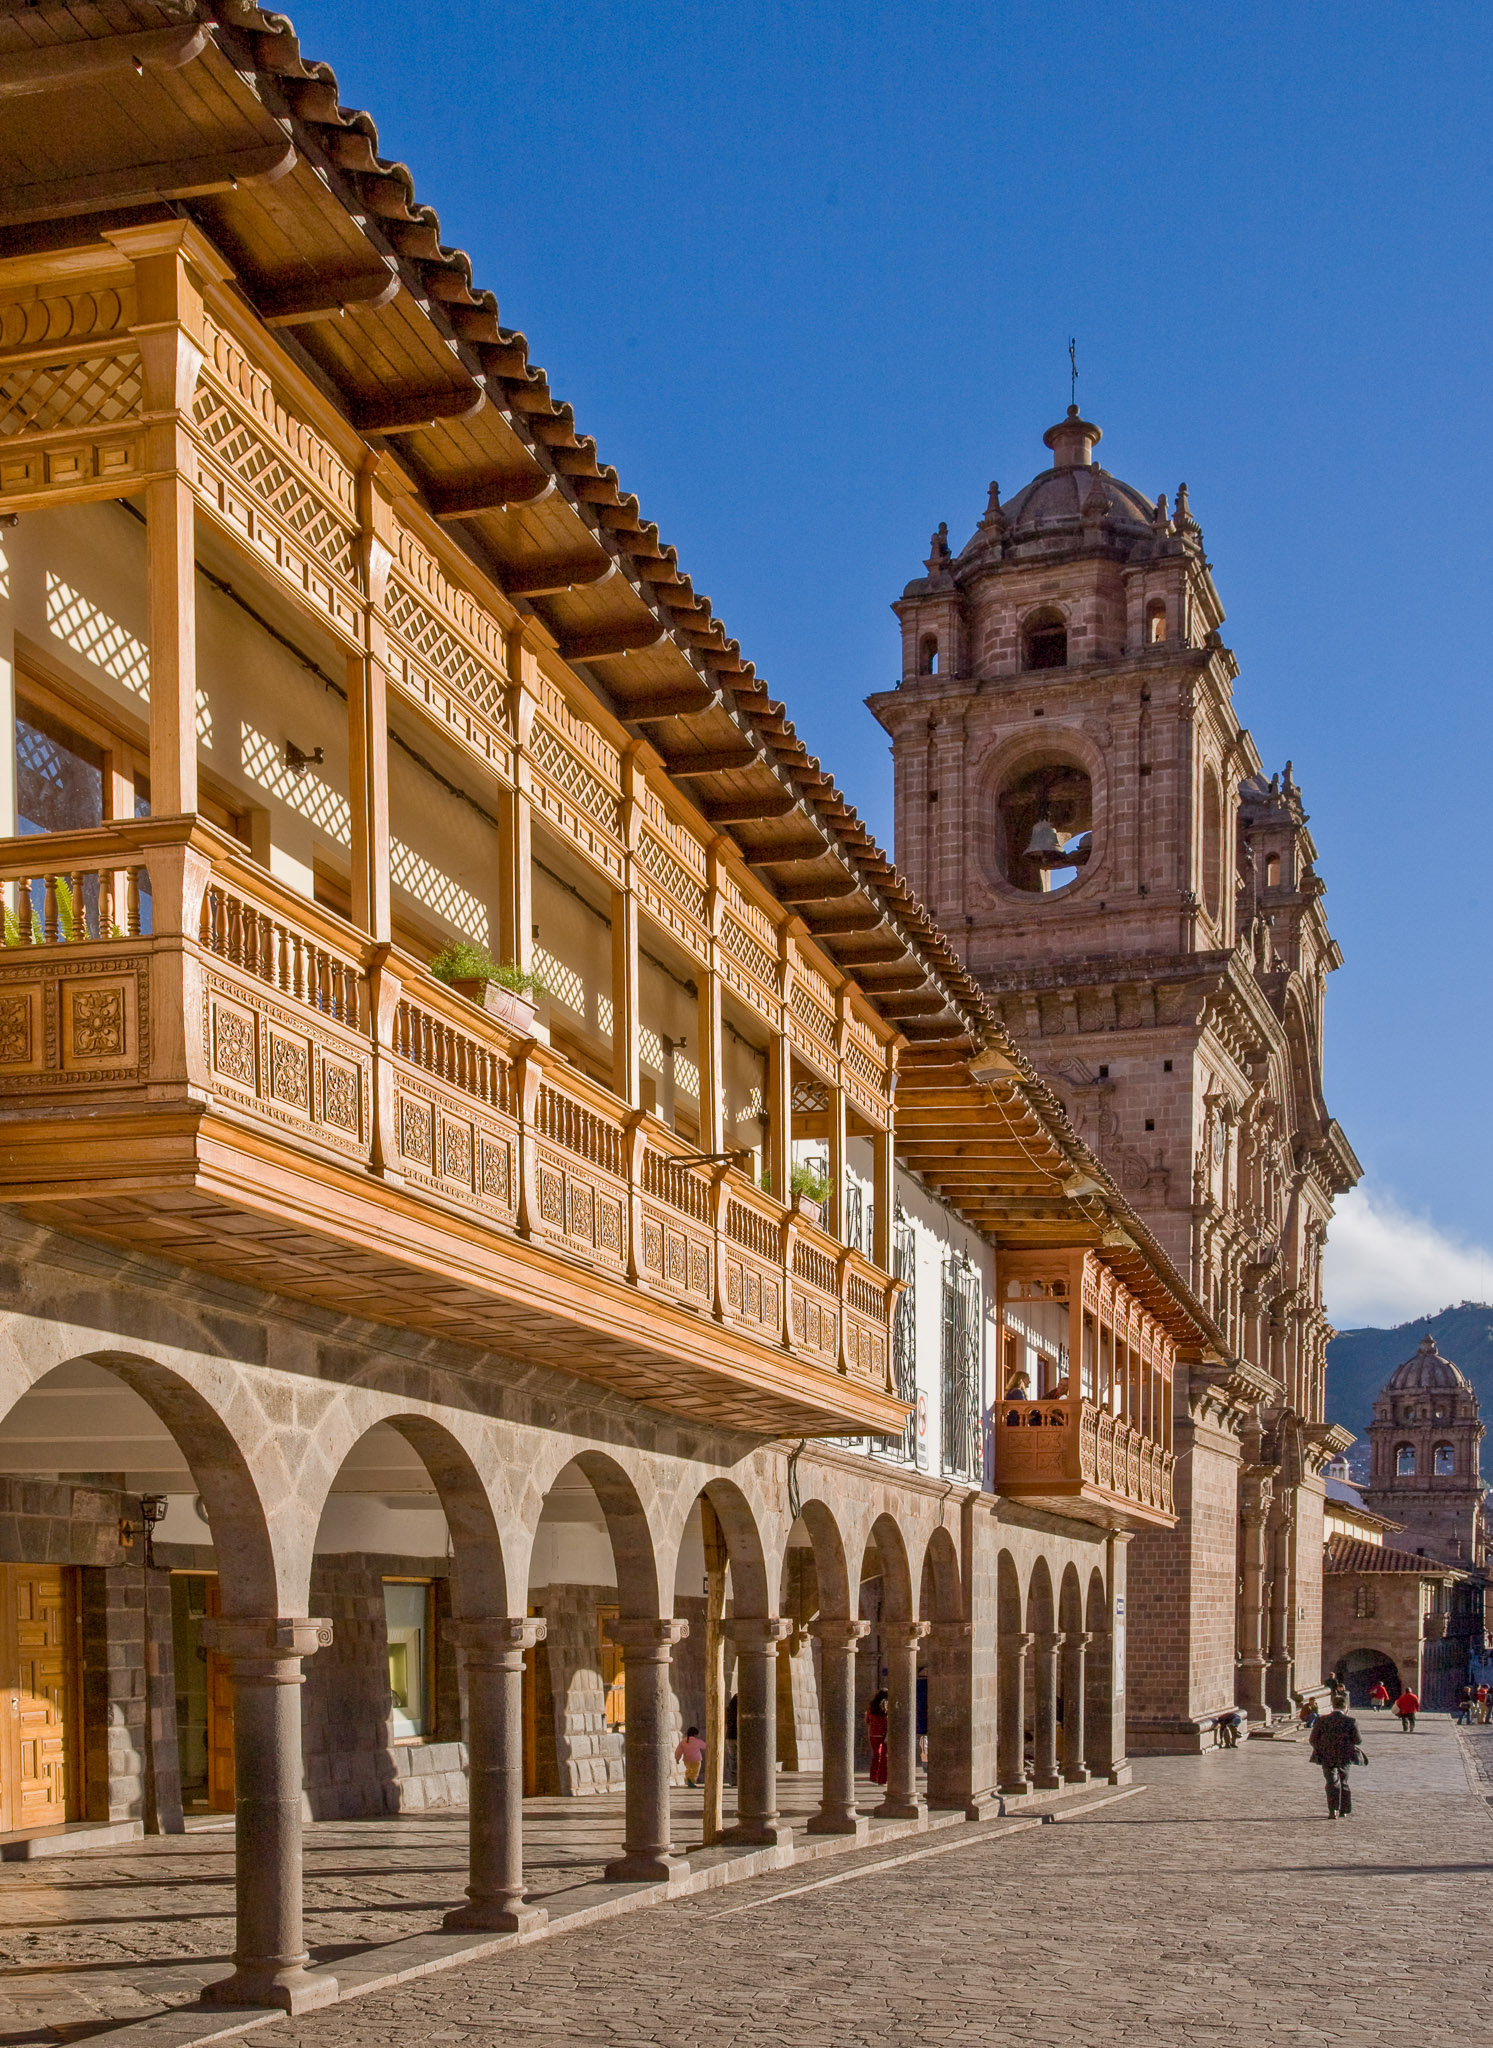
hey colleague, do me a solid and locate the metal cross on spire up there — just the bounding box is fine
[1069,337,1078,409]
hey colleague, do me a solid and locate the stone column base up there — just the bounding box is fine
[1062,1766,1092,1786]
[874,1796,926,1823]
[723,1820,793,1849]
[806,1810,870,1841]
[929,1790,1001,1821]
[604,1851,690,1884]
[1107,1762,1132,1785]
[202,1966,338,2016]
[442,1901,548,1935]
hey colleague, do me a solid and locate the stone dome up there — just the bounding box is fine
[1385,1333,1471,1394]
[995,408,1157,543]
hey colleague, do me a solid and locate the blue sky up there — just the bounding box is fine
[286,1,1493,1322]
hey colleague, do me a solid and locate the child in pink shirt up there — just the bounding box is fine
[675,1726,706,1785]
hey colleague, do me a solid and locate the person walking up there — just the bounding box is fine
[1368,1681,1390,1713]
[1479,1682,1491,1724]
[865,1688,889,1787]
[1309,1690,1361,1820]
[1394,1685,1420,1733]
[1457,1685,1476,1726]
[675,1726,705,1787]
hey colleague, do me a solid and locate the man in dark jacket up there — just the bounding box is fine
[1309,1691,1361,1818]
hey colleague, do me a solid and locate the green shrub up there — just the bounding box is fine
[790,1162,829,1206]
[428,940,547,999]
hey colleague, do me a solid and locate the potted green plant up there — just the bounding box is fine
[428,941,549,1038]
[789,1161,829,1226]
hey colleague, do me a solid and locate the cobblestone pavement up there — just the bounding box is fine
[0,1772,893,2042]
[248,1712,1493,2048]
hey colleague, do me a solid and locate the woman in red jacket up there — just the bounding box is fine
[865,1689,889,1785]
[1394,1686,1420,1732]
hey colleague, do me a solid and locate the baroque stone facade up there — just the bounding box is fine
[872,408,1362,1744]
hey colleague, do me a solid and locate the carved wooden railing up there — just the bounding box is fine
[994,1395,1174,1517]
[0,819,897,1398]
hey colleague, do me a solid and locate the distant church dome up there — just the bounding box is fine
[994,407,1158,546]
[1385,1333,1471,1394]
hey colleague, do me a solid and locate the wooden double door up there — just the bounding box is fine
[0,1564,76,1835]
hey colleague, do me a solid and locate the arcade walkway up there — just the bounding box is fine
[1,1720,1488,2046]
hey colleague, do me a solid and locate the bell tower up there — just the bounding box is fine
[1364,1336,1487,1565]
[870,407,1362,1742]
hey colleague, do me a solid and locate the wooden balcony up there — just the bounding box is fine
[993,1398,1177,1530]
[0,821,905,1438]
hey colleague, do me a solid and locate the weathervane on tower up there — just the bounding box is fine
[1069,336,1078,410]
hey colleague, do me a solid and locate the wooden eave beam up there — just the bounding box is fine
[0,22,207,95]
[252,268,400,326]
[748,843,836,872]
[873,994,953,1018]
[427,471,556,518]
[352,384,486,435]
[701,791,800,823]
[803,905,890,934]
[501,555,617,597]
[0,139,297,225]
[620,686,721,721]
[560,623,669,662]
[661,744,764,776]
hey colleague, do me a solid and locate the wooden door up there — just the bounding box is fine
[203,1580,235,1812]
[0,1565,75,1834]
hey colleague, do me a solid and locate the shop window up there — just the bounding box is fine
[384,1579,433,1741]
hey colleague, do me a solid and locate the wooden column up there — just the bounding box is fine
[827,1075,847,1245]
[871,1117,895,1271]
[107,224,219,822]
[611,748,643,1106]
[501,641,538,976]
[768,925,795,1203]
[145,474,197,816]
[697,841,725,1155]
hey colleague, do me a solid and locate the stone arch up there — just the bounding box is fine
[1025,1554,1056,1635]
[1334,1646,1402,1710]
[918,1524,962,1623]
[693,1475,771,1617]
[864,1512,914,1623]
[977,723,1108,903]
[1058,1561,1084,1636]
[793,1496,853,1619]
[1085,1566,1109,1634]
[996,1548,1024,1637]
[569,1450,664,1619]
[0,1349,281,1616]
[309,1412,510,1620]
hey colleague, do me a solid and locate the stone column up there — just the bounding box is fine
[723,1617,792,1846]
[1238,1482,1271,1722]
[1031,1631,1064,1789]
[998,1631,1033,1795]
[876,1620,930,1821]
[603,1618,689,1884]
[807,1617,870,1839]
[200,1617,338,2017]
[1060,1631,1091,1784]
[443,1619,547,1934]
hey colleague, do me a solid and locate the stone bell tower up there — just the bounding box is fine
[869,407,1362,1744]
[1364,1336,1487,1565]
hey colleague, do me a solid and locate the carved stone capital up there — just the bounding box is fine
[199,1615,332,1672]
[808,1617,871,1651]
[603,1616,689,1657]
[723,1616,794,1649]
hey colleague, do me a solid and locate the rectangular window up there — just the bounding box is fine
[941,1254,982,1481]
[384,1579,433,1741]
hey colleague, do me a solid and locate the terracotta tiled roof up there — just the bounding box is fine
[1325,1534,1460,1576]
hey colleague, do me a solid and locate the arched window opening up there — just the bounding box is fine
[1202,770,1223,924]
[1146,600,1167,645]
[995,759,1093,895]
[1265,853,1281,888]
[1022,607,1068,671]
[918,634,939,676]
[1434,1442,1456,1476]
[1395,1443,1416,1477]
